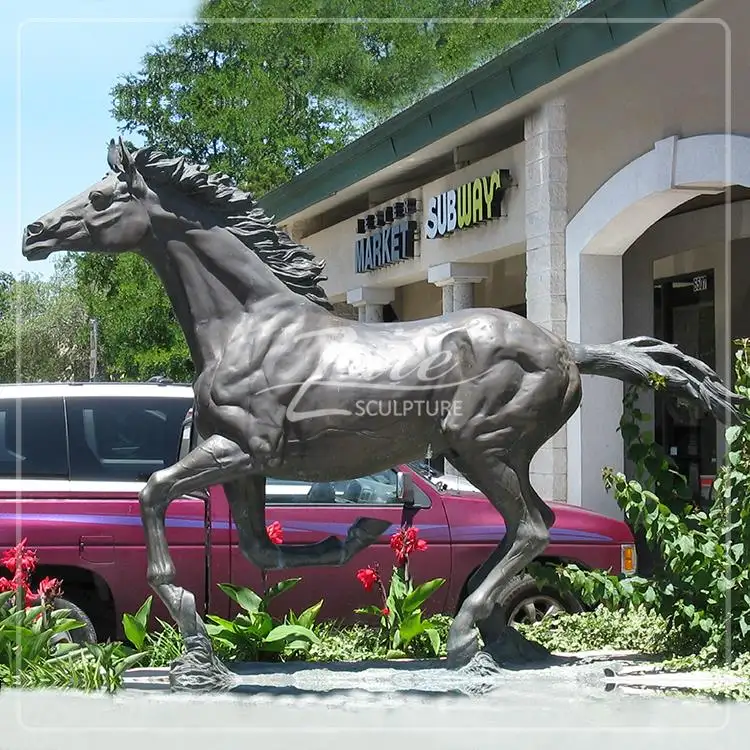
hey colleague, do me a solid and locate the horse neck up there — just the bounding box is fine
[143,225,293,373]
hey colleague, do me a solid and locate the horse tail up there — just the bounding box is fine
[568,336,747,424]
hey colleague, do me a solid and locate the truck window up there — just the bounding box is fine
[0,397,69,478]
[66,396,193,482]
[265,471,400,505]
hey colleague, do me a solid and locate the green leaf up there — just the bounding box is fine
[251,612,275,638]
[676,535,695,555]
[355,605,387,617]
[262,577,302,605]
[726,425,742,444]
[217,583,262,613]
[122,613,147,650]
[402,578,445,615]
[206,614,237,633]
[0,591,14,609]
[388,567,408,601]
[264,623,319,644]
[296,600,323,629]
[423,623,441,656]
[397,611,426,646]
[113,651,149,678]
[284,639,313,653]
[133,596,153,629]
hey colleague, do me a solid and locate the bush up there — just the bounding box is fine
[530,339,750,667]
[516,605,668,654]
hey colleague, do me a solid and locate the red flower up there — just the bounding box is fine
[389,525,428,565]
[36,576,63,604]
[0,538,37,576]
[266,521,283,545]
[380,607,390,616]
[0,575,35,607]
[356,567,380,592]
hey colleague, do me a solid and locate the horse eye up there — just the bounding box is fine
[89,191,113,210]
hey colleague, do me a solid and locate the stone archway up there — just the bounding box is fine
[564,133,750,518]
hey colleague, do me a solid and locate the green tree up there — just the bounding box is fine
[199,0,577,124]
[64,254,193,383]
[86,0,576,383]
[0,265,90,383]
[110,20,359,194]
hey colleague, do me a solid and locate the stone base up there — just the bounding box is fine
[122,649,660,697]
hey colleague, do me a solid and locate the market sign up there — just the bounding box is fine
[355,219,416,273]
[424,169,511,240]
[354,199,418,274]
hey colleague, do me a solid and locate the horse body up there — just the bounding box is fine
[20,137,745,689]
[195,299,575,481]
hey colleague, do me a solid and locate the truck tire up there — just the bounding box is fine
[494,574,583,628]
[47,597,98,646]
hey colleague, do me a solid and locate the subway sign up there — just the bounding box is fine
[424,169,511,240]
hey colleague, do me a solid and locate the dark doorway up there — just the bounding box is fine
[653,268,717,508]
[503,302,527,318]
[383,303,399,322]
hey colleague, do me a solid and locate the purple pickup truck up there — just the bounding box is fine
[0,382,636,641]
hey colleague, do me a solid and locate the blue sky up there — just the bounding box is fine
[1,0,200,279]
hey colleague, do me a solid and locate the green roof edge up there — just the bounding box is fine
[258,0,703,222]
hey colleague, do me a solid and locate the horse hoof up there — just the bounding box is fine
[169,635,238,693]
[446,629,480,668]
[481,627,553,666]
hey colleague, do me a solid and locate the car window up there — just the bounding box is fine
[178,412,403,506]
[265,470,400,505]
[66,396,193,482]
[0,398,69,479]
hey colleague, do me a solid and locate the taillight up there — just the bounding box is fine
[620,543,637,575]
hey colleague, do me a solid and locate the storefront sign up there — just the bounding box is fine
[355,219,416,273]
[424,169,511,240]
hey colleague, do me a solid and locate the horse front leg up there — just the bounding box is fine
[138,434,253,692]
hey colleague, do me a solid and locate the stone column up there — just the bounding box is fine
[428,262,489,312]
[346,286,395,324]
[524,97,568,504]
[428,262,489,478]
[441,284,454,315]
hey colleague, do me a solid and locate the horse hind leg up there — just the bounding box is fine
[447,455,552,650]
[445,453,554,668]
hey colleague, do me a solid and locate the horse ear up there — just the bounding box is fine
[107,138,121,172]
[108,136,147,196]
[117,136,136,173]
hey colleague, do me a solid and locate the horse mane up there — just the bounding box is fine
[131,146,332,310]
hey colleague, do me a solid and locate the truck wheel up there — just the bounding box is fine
[46,597,98,646]
[494,574,583,628]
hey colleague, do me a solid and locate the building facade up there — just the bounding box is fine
[259,0,750,519]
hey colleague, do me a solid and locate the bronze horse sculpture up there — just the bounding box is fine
[22,138,745,690]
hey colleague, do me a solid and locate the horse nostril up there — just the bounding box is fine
[26,222,45,236]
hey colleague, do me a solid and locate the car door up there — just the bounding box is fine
[251,468,452,624]
[64,392,201,631]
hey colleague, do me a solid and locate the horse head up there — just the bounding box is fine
[22,137,154,261]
